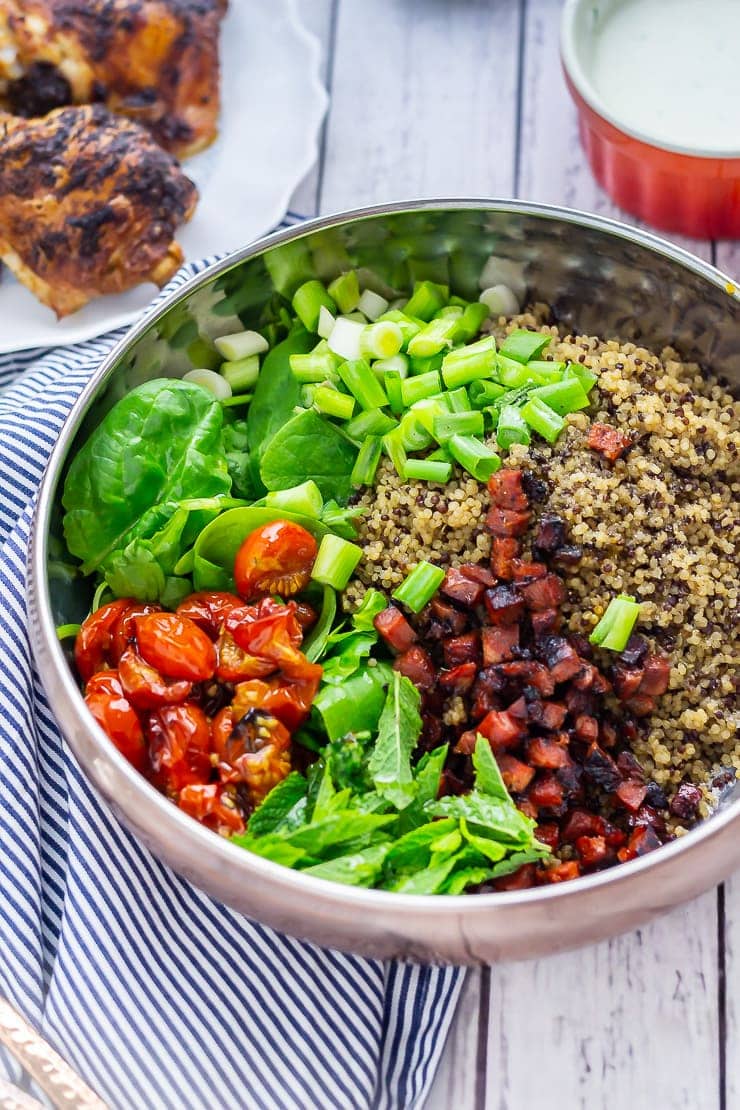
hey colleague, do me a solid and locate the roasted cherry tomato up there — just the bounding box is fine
[215,630,275,683]
[234,520,317,600]
[110,602,162,664]
[135,613,216,682]
[118,649,192,710]
[232,674,321,731]
[176,592,242,639]
[217,708,291,803]
[178,783,245,834]
[75,599,133,682]
[292,601,318,631]
[227,602,319,681]
[84,670,147,771]
[145,703,212,793]
[211,706,236,761]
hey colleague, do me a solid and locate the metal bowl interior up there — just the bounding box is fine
[28,200,740,964]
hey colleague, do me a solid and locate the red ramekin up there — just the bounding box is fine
[561,0,740,239]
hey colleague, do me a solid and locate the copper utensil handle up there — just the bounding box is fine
[0,1000,108,1110]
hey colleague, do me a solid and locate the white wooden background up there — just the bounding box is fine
[291,3,739,1107]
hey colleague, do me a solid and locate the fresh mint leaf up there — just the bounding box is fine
[303,844,391,887]
[247,773,309,837]
[368,672,422,809]
[383,818,458,874]
[350,588,388,631]
[313,663,392,742]
[424,792,538,847]
[282,812,396,856]
[397,745,448,833]
[321,633,376,684]
[472,734,509,801]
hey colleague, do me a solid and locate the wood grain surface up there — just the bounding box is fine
[292,2,738,1107]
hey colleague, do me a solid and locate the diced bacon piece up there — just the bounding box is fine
[510,559,547,581]
[438,662,477,691]
[459,562,496,588]
[497,660,556,696]
[587,421,632,461]
[616,750,645,781]
[561,809,606,842]
[426,598,469,639]
[527,735,570,769]
[484,584,525,626]
[527,699,567,730]
[482,624,520,665]
[532,513,567,555]
[615,780,648,813]
[617,824,662,861]
[491,537,520,580]
[612,663,644,700]
[488,468,529,511]
[542,861,581,883]
[497,754,535,793]
[574,714,599,743]
[583,743,621,791]
[530,608,561,639]
[485,505,531,537]
[506,695,528,720]
[520,574,565,612]
[540,635,583,683]
[535,822,560,851]
[477,708,526,750]
[374,606,417,652]
[493,864,538,891]
[527,772,565,810]
[394,646,435,690]
[454,730,478,755]
[625,694,656,718]
[439,566,484,607]
[443,631,480,667]
[575,835,609,867]
[638,653,671,696]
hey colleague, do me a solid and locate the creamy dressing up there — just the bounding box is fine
[589,0,740,152]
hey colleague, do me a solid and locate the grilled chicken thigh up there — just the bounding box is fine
[0,104,197,316]
[0,0,227,157]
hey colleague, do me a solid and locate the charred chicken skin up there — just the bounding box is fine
[0,0,227,157]
[0,104,197,316]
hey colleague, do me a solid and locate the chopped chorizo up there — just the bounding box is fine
[488,468,529,511]
[394,646,435,690]
[374,606,417,652]
[587,421,632,461]
[482,624,520,665]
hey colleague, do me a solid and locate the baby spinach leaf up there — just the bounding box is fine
[222,417,260,500]
[303,844,390,887]
[368,672,422,809]
[321,632,377,684]
[260,409,359,505]
[102,506,190,600]
[312,662,393,742]
[320,500,366,540]
[303,586,337,663]
[247,328,314,459]
[351,589,388,631]
[247,773,309,837]
[63,379,231,575]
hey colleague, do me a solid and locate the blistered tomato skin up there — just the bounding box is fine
[84,670,147,771]
[176,592,243,638]
[146,703,212,793]
[110,602,162,663]
[75,599,133,681]
[234,520,317,600]
[135,612,217,681]
[179,783,245,833]
[117,649,192,709]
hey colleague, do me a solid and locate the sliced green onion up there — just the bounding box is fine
[328,271,361,314]
[438,304,464,319]
[351,435,383,487]
[452,301,490,343]
[220,393,253,408]
[357,288,389,321]
[496,354,539,388]
[345,407,397,439]
[521,396,566,443]
[57,623,81,641]
[373,353,409,379]
[399,412,434,451]
[265,480,323,517]
[338,358,388,410]
[312,534,363,590]
[499,328,551,364]
[392,560,446,612]
[382,429,407,476]
[293,280,336,332]
[409,351,445,376]
[469,379,508,408]
[404,280,449,321]
[564,363,599,393]
[530,378,590,416]
[215,329,269,361]
[360,321,404,360]
[313,384,356,420]
[408,395,450,435]
[328,317,365,361]
[496,404,531,450]
[289,350,339,383]
[589,595,641,652]
[384,371,405,415]
[447,386,471,413]
[402,457,452,483]
[220,353,260,393]
[432,410,485,441]
[401,371,441,407]
[441,335,497,389]
[448,435,501,480]
[407,315,459,359]
[479,284,519,317]
[317,304,336,339]
[377,310,423,349]
[183,368,232,400]
[427,445,452,463]
[527,360,566,384]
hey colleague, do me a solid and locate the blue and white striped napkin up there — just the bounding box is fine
[0,253,464,1110]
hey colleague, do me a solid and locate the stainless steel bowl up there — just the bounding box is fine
[28,201,740,964]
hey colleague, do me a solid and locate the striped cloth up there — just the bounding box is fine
[0,250,464,1109]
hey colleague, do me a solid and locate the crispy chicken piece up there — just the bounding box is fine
[0,104,198,316]
[0,0,227,157]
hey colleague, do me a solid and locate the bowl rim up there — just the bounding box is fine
[29,196,740,920]
[560,0,740,161]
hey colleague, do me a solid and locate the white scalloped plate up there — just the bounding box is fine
[0,0,327,353]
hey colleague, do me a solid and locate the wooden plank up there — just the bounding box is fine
[723,878,738,1110]
[487,893,721,1110]
[320,0,522,213]
[426,969,485,1110]
[289,0,335,217]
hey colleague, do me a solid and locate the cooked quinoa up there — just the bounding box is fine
[348,308,740,803]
